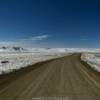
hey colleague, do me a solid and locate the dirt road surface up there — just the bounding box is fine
[0,54,100,100]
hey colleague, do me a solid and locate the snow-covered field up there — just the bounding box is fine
[66,48,100,53]
[0,47,69,75]
[0,46,100,75]
[81,53,100,72]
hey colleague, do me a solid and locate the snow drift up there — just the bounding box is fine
[81,53,100,72]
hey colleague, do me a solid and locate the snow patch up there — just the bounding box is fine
[0,48,69,75]
[81,53,100,72]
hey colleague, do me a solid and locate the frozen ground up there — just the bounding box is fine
[0,47,69,75]
[81,53,100,72]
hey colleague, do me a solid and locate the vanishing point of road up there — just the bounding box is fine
[0,54,100,100]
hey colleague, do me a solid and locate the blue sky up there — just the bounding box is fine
[0,0,100,48]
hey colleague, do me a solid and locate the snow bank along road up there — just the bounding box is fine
[81,53,100,72]
[0,54,100,100]
[0,52,68,75]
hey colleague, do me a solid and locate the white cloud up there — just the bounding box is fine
[31,35,49,40]
[0,35,49,47]
[20,35,49,41]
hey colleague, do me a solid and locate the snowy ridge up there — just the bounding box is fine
[81,53,100,72]
[0,47,100,53]
[66,48,100,53]
[0,46,27,52]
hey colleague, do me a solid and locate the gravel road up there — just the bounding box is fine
[0,54,100,100]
